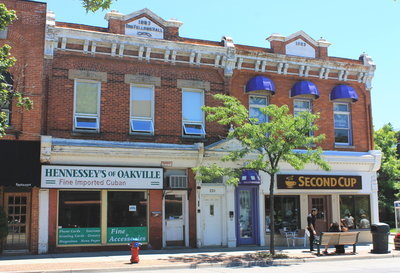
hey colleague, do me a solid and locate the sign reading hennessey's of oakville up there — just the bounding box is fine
[41,166,163,189]
[277,174,362,190]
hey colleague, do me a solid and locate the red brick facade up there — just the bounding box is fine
[1,1,377,254]
[1,0,46,254]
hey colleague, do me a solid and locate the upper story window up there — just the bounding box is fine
[130,85,154,135]
[1,101,10,126]
[73,80,101,132]
[249,95,268,123]
[334,103,351,145]
[293,99,311,116]
[1,72,13,126]
[294,99,313,136]
[0,27,8,39]
[182,88,205,137]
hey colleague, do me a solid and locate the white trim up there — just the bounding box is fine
[38,189,49,254]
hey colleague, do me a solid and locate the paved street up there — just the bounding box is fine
[127,258,400,273]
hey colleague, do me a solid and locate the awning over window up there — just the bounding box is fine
[239,169,261,185]
[290,80,320,99]
[245,76,275,94]
[330,85,358,102]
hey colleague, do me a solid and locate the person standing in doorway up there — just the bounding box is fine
[307,208,318,252]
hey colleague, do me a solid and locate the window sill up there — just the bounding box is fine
[182,136,206,141]
[334,145,355,149]
[72,131,101,137]
[128,134,156,141]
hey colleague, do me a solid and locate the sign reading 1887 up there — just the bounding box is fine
[125,17,164,39]
[42,165,163,189]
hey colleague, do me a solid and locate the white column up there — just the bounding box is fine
[371,173,380,223]
[38,189,49,254]
[226,184,236,247]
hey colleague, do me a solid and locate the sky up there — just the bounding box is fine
[42,0,400,130]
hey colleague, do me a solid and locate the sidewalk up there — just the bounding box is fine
[0,241,399,273]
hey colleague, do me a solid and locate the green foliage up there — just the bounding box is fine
[374,123,400,225]
[194,94,330,254]
[0,3,16,31]
[0,206,8,240]
[81,0,116,12]
[195,94,330,183]
[0,4,33,137]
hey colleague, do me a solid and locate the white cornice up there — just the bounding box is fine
[44,24,375,86]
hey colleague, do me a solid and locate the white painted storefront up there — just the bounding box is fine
[196,139,382,248]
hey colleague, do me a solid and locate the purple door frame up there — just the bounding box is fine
[235,185,260,245]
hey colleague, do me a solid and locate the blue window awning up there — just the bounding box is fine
[290,80,320,99]
[330,85,358,102]
[245,76,275,94]
[239,169,261,185]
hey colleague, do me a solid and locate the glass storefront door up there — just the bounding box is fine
[308,195,331,233]
[4,193,30,251]
[236,186,259,245]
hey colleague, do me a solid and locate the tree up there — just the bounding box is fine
[0,3,32,137]
[374,123,400,226]
[82,0,116,12]
[195,94,330,255]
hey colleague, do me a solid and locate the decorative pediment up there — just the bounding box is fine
[105,8,183,39]
[267,30,331,58]
[206,138,243,152]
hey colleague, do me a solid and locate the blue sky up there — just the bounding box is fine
[42,0,400,130]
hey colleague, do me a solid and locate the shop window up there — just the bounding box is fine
[265,195,300,232]
[249,95,268,124]
[182,88,205,137]
[130,85,154,135]
[73,80,101,132]
[334,103,352,145]
[107,191,147,227]
[58,191,101,228]
[340,195,370,229]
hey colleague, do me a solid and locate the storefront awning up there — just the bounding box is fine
[330,85,358,102]
[239,169,261,185]
[245,76,275,95]
[290,80,320,99]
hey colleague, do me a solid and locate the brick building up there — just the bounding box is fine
[0,0,46,254]
[2,1,382,254]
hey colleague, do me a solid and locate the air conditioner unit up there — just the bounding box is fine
[169,175,188,188]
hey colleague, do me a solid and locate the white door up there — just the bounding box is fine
[202,196,222,246]
[165,194,184,246]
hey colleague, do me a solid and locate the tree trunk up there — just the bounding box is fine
[269,173,275,255]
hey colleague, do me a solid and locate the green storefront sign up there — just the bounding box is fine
[107,227,148,244]
[58,228,101,245]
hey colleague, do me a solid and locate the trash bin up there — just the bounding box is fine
[370,223,390,254]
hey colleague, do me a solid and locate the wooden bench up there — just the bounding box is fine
[313,232,360,255]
